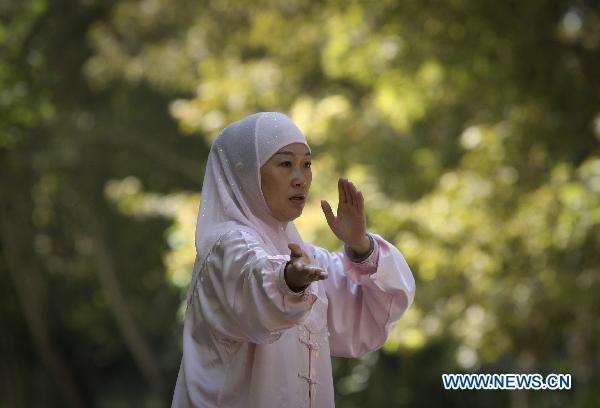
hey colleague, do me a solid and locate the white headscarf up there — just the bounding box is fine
[188,112,311,299]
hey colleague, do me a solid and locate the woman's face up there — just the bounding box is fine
[260,143,312,222]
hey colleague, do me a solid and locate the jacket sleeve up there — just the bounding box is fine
[308,233,416,357]
[194,229,318,344]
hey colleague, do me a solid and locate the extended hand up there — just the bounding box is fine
[321,178,370,254]
[284,243,328,292]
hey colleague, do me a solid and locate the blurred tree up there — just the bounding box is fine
[2,0,599,406]
[1,0,205,405]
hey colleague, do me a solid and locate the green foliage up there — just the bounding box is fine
[2,0,599,406]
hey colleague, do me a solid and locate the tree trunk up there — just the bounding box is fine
[87,223,164,392]
[71,194,164,393]
[1,202,86,408]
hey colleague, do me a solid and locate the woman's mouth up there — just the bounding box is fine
[289,194,306,206]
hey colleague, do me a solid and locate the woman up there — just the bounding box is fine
[172,112,415,407]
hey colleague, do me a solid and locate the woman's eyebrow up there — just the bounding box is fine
[275,151,311,156]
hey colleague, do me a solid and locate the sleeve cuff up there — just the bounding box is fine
[344,234,375,262]
[343,233,380,277]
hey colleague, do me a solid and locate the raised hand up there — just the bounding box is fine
[284,243,328,292]
[321,178,370,256]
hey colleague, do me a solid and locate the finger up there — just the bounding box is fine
[288,243,303,258]
[300,264,318,273]
[307,266,328,281]
[315,269,328,280]
[345,179,355,207]
[321,200,336,228]
[357,190,364,214]
[310,273,326,282]
[347,180,357,207]
[338,178,348,204]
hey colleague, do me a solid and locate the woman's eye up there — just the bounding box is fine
[305,161,312,168]
[280,161,292,167]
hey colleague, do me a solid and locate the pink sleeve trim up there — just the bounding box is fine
[343,233,380,276]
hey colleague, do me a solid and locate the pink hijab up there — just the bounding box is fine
[188,112,311,301]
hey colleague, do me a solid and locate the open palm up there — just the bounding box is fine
[320,178,367,249]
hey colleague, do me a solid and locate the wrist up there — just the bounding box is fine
[347,234,371,258]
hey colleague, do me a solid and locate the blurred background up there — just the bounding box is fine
[1,0,599,406]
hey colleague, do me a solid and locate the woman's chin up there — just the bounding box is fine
[278,208,303,222]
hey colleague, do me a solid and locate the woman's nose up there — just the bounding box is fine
[292,171,307,187]
[293,177,306,187]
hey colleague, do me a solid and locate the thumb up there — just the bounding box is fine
[321,200,335,228]
[288,243,303,259]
